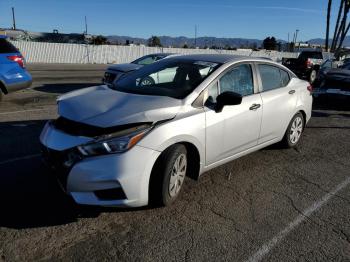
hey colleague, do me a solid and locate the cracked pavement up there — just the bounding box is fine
[0,64,349,261]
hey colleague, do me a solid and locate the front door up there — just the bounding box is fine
[205,63,263,166]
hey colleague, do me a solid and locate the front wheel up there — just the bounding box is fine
[149,144,187,207]
[281,113,304,148]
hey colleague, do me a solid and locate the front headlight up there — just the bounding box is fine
[77,127,151,156]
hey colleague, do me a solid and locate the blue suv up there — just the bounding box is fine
[0,35,32,101]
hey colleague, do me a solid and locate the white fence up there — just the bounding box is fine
[11,40,300,64]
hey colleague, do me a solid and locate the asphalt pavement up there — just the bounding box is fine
[0,64,349,262]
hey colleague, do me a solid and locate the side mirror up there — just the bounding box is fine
[215,91,242,113]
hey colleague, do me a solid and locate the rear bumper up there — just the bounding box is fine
[4,78,32,93]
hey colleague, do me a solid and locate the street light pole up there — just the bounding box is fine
[194,25,197,48]
[12,7,16,30]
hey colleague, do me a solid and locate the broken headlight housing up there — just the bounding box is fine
[77,124,152,156]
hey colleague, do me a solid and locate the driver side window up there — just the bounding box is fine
[206,64,254,104]
[219,64,254,96]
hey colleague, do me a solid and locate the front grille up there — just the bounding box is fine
[41,144,82,190]
[53,117,105,137]
[53,117,152,138]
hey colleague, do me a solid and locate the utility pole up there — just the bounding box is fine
[295,29,299,44]
[12,7,16,30]
[84,16,88,34]
[295,29,300,51]
[194,25,197,47]
[84,16,89,63]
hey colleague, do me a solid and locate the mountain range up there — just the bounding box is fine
[107,35,270,48]
[107,35,350,48]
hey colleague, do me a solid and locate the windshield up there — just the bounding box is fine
[112,59,221,99]
[299,52,323,60]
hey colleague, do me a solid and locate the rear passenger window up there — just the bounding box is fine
[0,39,18,53]
[259,64,290,91]
[219,64,254,96]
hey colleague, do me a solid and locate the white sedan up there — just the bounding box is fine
[40,54,313,207]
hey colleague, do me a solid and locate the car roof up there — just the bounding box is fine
[170,54,272,64]
[148,53,174,57]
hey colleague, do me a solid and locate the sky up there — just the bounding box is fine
[0,0,341,41]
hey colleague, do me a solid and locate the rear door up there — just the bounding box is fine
[256,64,298,144]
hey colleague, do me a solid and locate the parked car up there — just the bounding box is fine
[314,59,339,87]
[103,53,176,85]
[282,50,323,84]
[0,35,32,101]
[40,54,313,208]
[313,62,350,101]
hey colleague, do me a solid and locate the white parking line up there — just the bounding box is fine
[246,176,350,262]
[0,153,41,166]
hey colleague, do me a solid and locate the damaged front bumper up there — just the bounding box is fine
[40,121,161,207]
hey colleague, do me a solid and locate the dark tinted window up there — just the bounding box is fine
[219,64,254,96]
[0,39,18,53]
[299,52,323,60]
[259,64,290,91]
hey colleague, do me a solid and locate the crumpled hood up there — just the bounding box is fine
[57,85,182,128]
[107,63,143,73]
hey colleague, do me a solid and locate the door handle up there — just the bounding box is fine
[289,90,296,94]
[249,104,261,110]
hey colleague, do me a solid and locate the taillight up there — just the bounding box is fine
[307,84,313,93]
[305,58,313,68]
[7,55,25,68]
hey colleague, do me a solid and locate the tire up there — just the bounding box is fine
[309,69,317,84]
[281,113,304,148]
[139,76,155,86]
[149,144,187,207]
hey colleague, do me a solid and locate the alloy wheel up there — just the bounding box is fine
[289,116,303,144]
[168,153,187,197]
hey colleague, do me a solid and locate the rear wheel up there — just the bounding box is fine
[139,76,155,86]
[281,113,304,148]
[149,144,187,207]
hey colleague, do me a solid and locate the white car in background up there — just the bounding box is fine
[103,53,177,85]
[40,54,313,208]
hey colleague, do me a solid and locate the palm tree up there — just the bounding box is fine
[326,0,333,51]
[331,0,344,51]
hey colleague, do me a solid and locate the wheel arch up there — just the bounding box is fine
[0,80,8,94]
[298,109,307,129]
